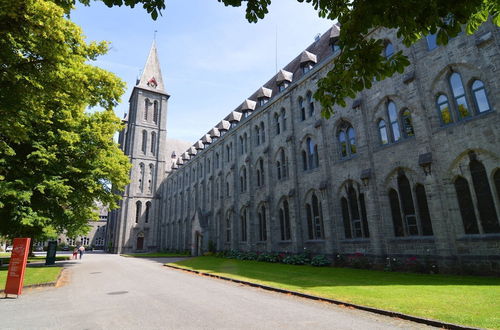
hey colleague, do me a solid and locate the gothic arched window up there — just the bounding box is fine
[436,94,452,125]
[397,174,417,235]
[469,159,499,233]
[274,113,280,135]
[135,201,142,223]
[144,99,149,120]
[387,101,401,142]
[226,213,231,243]
[307,91,314,117]
[378,120,389,145]
[384,41,394,58]
[305,192,324,240]
[415,184,433,235]
[279,200,291,241]
[240,208,247,242]
[337,122,357,159]
[141,130,147,153]
[145,201,151,223]
[299,97,306,121]
[454,176,479,234]
[401,109,415,138]
[150,131,156,155]
[449,72,471,119]
[258,205,267,241]
[471,80,491,114]
[389,189,404,236]
[153,101,159,124]
[281,108,287,132]
[260,122,265,143]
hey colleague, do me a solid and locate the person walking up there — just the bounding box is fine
[72,248,78,260]
[78,245,85,260]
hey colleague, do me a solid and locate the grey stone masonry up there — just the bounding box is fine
[113,23,500,274]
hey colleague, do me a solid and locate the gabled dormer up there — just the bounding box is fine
[256,87,272,106]
[300,50,317,74]
[276,69,293,92]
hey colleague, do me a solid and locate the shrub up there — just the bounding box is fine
[282,253,309,265]
[207,240,216,253]
[310,255,330,267]
[347,253,371,269]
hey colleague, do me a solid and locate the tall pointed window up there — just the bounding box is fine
[471,80,491,113]
[274,113,280,135]
[145,201,151,223]
[449,72,471,119]
[256,159,265,187]
[454,176,479,234]
[337,122,357,159]
[340,184,369,239]
[387,101,401,142]
[240,208,247,242]
[469,159,499,233]
[306,192,324,240]
[135,201,142,223]
[436,94,452,125]
[281,108,287,132]
[260,122,265,143]
[240,167,247,192]
[139,163,145,192]
[150,132,156,155]
[299,97,306,121]
[279,200,291,240]
[141,130,147,153]
[153,101,159,124]
[378,120,389,145]
[307,91,314,117]
[144,99,149,120]
[258,205,267,241]
[226,213,231,243]
[401,109,415,138]
[304,137,319,170]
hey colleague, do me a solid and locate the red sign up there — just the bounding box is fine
[4,238,31,296]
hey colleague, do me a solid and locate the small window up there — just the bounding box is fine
[299,97,306,121]
[144,99,149,120]
[401,109,415,138]
[378,120,389,145]
[426,34,438,51]
[141,130,147,153]
[274,113,280,135]
[278,82,289,92]
[331,40,341,54]
[384,42,394,59]
[471,80,491,113]
[436,94,453,125]
[153,101,159,124]
[302,62,314,74]
[307,92,314,117]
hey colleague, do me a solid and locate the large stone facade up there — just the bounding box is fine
[111,23,500,273]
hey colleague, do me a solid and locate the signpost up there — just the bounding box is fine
[4,238,31,298]
[45,241,57,266]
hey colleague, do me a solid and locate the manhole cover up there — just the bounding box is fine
[107,291,129,295]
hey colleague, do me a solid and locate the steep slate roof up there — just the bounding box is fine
[137,40,166,93]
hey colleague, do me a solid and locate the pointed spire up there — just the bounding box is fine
[138,40,165,92]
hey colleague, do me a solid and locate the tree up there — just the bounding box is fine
[89,0,499,117]
[0,0,130,242]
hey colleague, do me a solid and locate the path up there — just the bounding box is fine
[0,253,433,329]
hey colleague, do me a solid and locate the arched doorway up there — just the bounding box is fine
[136,232,145,250]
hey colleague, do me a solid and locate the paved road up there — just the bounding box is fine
[0,254,432,330]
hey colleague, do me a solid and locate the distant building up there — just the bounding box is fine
[108,22,500,274]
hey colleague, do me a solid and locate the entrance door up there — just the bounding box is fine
[137,237,144,250]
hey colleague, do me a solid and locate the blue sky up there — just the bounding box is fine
[72,0,334,143]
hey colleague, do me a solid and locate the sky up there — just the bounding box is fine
[72,0,334,143]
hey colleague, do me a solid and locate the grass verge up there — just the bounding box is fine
[168,256,500,329]
[121,252,190,258]
[0,266,62,289]
[0,256,70,265]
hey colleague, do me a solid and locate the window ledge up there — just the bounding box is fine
[374,135,416,153]
[277,240,293,244]
[456,233,500,242]
[339,238,370,244]
[388,236,435,243]
[436,110,496,131]
[304,239,326,243]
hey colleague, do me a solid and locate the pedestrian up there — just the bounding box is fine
[78,245,85,260]
[72,248,78,260]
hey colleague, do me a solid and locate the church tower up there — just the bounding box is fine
[110,41,169,253]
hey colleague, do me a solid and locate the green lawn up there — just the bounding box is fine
[169,257,500,329]
[0,266,62,288]
[121,252,190,258]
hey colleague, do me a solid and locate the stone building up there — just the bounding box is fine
[110,22,500,273]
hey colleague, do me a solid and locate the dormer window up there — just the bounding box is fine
[278,81,289,92]
[258,97,269,106]
[302,62,314,74]
[256,87,272,107]
[331,40,341,54]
